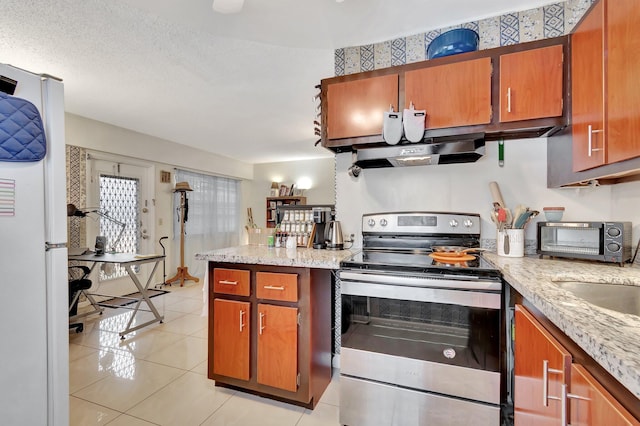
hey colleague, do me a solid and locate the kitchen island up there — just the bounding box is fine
[196,245,353,409]
[483,252,640,419]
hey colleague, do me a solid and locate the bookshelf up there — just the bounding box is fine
[266,196,306,228]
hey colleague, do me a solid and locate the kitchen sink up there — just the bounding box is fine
[553,281,640,317]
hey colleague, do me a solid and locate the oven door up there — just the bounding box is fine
[339,270,502,405]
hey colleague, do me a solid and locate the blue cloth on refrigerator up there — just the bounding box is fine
[0,91,46,162]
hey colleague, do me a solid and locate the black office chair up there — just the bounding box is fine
[69,265,92,333]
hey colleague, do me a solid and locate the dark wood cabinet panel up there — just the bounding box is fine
[257,304,298,392]
[404,57,492,129]
[212,299,250,380]
[326,74,398,139]
[499,45,564,123]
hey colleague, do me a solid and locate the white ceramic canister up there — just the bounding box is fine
[497,229,524,257]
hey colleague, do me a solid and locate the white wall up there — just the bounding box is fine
[65,113,255,281]
[335,138,640,249]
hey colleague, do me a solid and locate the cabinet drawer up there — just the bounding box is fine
[256,272,298,302]
[213,268,250,296]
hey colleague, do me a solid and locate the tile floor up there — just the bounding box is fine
[69,281,340,426]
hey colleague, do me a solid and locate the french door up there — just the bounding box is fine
[87,154,155,287]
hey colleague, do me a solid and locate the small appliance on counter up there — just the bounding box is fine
[537,221,632,265]
[324,211,344,250]
[312,206,332,249]
[275,204,333,248]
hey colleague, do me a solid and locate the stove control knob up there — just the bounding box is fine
[464,219,473,228]
[367,218,376,227]
[380,219,388,227]
[449,219,458,228]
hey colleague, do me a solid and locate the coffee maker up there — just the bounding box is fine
[312,207,332,249]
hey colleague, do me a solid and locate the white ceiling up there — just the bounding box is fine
[0,0,557,164]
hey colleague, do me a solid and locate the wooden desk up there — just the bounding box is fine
[68,252,165,339]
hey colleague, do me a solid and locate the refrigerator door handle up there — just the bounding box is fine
[45,242,67,251]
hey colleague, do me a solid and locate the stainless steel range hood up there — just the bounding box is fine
[354,134,485,168]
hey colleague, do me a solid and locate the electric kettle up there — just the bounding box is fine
[325,216,344,250]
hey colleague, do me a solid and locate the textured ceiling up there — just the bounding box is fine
[0,0,557,164]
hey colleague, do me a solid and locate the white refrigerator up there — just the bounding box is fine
[0,64,68,425]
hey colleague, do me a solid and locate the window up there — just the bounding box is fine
[173,169,240,278]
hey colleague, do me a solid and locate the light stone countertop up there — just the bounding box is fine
[195,245,355,269]
[482,252,640,399]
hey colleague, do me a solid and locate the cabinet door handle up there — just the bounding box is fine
[263,285,285,291]
[239,309,245,332]
[560,383,591,426]
[542,360,563,406]
[507,87,512,113]
[259,312,265,335]
[588,124,604,157]
[219,280,238,285]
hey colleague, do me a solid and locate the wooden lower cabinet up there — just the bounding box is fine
[515,304,639,425]
[569,364,639,426]
[208,263,332,409]
[257,304,298,392]
[515,304,571,425]
[212,299,250,380]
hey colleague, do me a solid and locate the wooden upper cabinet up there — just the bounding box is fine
[572,0,640,172]
[569,364,639,426]
[213,299,250,380]
[405,57,492,129]
[606,0,640,165]
[326,74,398,139]
[257,304,298,392]
[499,44,564,122]
[514,304,572,426]
[572,0,605,172]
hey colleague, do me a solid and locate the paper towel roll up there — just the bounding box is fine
[489,181,506,208]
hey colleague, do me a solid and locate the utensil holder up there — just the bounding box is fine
[497,229,524,257]
[248,228,267,245]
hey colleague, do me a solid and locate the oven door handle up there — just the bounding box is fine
[339,270,502,291]
[340,280,501,310]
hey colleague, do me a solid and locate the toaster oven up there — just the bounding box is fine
[537,221,632,265]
